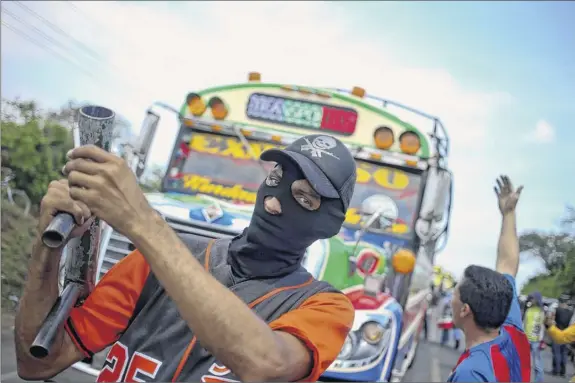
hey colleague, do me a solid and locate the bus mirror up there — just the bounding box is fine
[135,110,160,178]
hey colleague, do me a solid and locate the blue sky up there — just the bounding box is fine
[2,1,574,289]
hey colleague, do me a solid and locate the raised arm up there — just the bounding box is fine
[494,175,523,278]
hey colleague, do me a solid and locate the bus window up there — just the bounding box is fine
[164,132,279,205]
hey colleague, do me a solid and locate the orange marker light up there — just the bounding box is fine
[369,153,382,161]
[392,249,416,274]
[373,126,394,150]
[248,72,261,82]
[208,97,228,120]
[352,86,366,98]
[399,131,421,155]
[186,92,206,117]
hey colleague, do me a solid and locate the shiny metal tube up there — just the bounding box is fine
[31,105,115,358]
[41,106,115,248]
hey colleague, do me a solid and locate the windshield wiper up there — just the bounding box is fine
[232,125,269,178]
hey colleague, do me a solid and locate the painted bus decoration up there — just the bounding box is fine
[72,72,453,382]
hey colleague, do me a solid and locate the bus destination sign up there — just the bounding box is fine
[246,93,358,136]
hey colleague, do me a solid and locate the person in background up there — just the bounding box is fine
[523,292,545,382]
[545,314,575,382]
[447,176,531,382]
[439,289,455,347]
[552,294,575,377]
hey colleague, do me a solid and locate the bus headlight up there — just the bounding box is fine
[362,321,386,345]
[338,334,355,360]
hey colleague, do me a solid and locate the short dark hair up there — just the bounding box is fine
[459,265,514,329]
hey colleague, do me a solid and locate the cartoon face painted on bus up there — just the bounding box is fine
[359,194,400,232]
[344,163,421,237]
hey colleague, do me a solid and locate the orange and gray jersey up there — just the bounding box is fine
[64,234,354,382]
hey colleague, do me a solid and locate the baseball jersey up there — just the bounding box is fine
[447,274,531,382]
[64,234,354,382]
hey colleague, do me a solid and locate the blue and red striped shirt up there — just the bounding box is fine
[447,274,531,382]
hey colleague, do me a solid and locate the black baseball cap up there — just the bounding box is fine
[261,134,356,210]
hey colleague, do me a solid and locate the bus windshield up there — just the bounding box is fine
[344,162,422,238]
[164,130,422,237]
[164,131,278,205]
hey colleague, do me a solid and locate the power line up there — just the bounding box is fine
[3,3,153,102]
[4,2,168,109]
[2,6,81,63]
[1,19,96,79]
[13,1,104,63]
[64,1,185,74]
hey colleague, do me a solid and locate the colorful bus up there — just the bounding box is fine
[73,72,453,382]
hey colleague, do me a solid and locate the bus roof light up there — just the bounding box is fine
[369,152,382,161]
[271,135,282,142]
[248,72,261,82]
[240,128,253,137]
[399,131,421,155]
[373,126,394,150]
[392,249,416,274]
[351,86,366,98]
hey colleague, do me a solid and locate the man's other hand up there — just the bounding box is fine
[63,145,156,238]
[494,175,523,215]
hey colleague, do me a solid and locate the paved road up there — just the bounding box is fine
[2,316,573,382]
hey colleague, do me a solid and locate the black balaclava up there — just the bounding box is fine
[228,158,345,280]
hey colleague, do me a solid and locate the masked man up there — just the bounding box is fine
[15,134,357,382]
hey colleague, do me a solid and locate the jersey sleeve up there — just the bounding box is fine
[502,273,523,331]
[548,324,575,345]
[269,292,354,382]
[64,250,150,357]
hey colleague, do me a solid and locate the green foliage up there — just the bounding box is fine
[1,198,38,310]
[520,206,575,297]
[1,98,74,207]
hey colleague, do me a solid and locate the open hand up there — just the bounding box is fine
[494,175,523,215]
[63,145,156,237]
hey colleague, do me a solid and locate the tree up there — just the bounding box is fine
[519,232,575,271]
[1,100,73,207]
[520,206,575,297]
[1,97,134,207]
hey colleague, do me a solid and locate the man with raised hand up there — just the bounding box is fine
[448,175,531,382]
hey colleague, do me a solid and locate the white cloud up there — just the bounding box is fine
[2,1,527,282]
[525,119,556,143]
